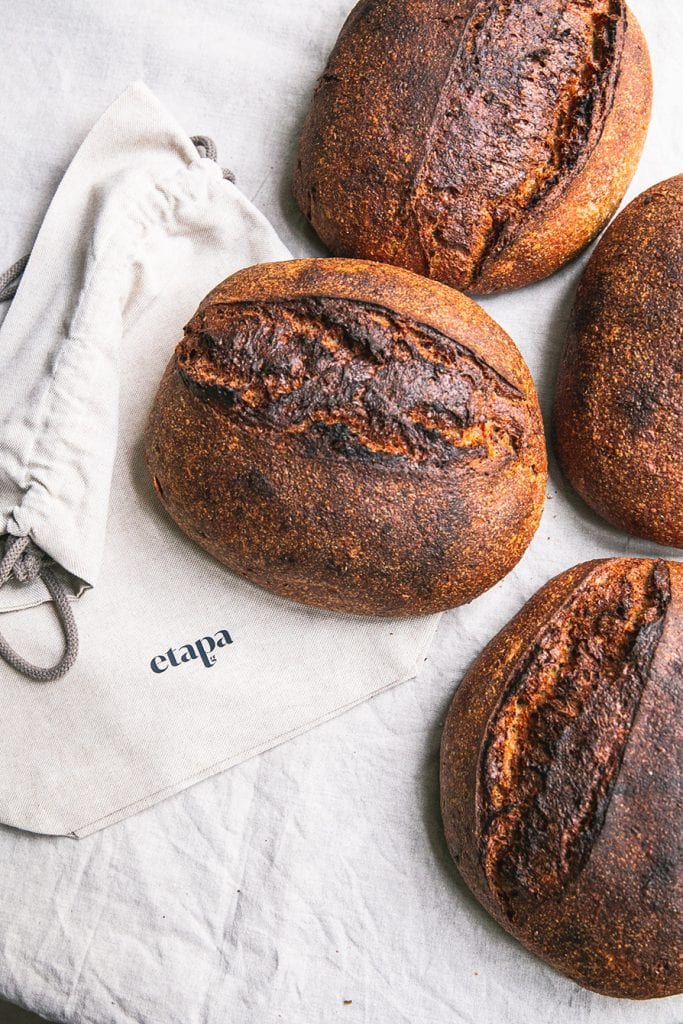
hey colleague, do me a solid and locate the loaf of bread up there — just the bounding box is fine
[440,558,683,999]
[554,175,683,549]
[144,259,546,616]
[294,0,652,295]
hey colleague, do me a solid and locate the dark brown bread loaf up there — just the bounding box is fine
[144,259,546,616]
[554,175,683,549]
[294,0,652,295]
[440,558,683,999]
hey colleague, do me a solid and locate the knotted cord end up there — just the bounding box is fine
[0,536,79,682]
[191,134,236,184]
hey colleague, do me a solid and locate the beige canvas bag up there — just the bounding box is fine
[0,83,440,836]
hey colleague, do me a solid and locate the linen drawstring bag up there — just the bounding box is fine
[0,82,440,836]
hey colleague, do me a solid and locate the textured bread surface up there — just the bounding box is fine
[554,175,683,548]
[294,0,652,294]
[440,558,683,999]
[145,259,546,616]
[177,296,528,465]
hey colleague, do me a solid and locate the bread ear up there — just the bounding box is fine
[474,10,653,294]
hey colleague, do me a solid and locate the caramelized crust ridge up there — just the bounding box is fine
[178,296,531,466]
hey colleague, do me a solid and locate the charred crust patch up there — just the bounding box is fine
[176,295,530,467]
[476,559,671,913]
[412,0,626,287]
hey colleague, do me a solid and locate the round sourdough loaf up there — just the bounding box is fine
[440,558,683,999]
[144,259,546,616]
[554,175,683,549]
[293,0,652,295]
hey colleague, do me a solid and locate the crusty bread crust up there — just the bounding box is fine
[144,259,546,616]
[553,175,683,548]
[440,559,683,999]
[294,2,653,295]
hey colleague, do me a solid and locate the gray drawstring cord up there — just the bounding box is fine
[0,254,30,302]
[0,536,79,681]
[0,259,81,681]
[190,135,236,183]
[0,135,236,304]
[0,255,80,680]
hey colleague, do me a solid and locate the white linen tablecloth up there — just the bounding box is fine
[0,1,682,1021]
